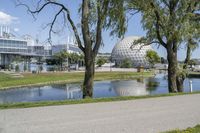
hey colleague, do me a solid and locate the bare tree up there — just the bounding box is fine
[17,0,127,98]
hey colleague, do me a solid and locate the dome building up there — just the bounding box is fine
[111,80,149,96]
[111,36,152,67]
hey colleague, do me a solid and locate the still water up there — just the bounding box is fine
[0,74,200,103]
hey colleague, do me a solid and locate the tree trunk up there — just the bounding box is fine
[176,75,184,92]
[176,39,193,92]
[167,49,178,92]
[83,55,95,98]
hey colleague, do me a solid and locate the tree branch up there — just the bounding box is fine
[47,9,63,44]
[64,7,85,52]
[150,2,167,48]
[81,0,92,52]
[17,0,85,52]
[93,0,109,56]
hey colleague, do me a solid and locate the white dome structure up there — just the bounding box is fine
[111,80,149,96]
[111,36,152,67]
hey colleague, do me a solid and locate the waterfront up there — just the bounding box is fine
[0,74,200,103]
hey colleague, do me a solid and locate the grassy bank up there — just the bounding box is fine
[188,72,200,78]
[0,71,153,89]
[163,124,200,133]
[0,92,200,109]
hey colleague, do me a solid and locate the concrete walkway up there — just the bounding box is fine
[0,94,200,133]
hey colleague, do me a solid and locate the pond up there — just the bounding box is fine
[0,74,200,103]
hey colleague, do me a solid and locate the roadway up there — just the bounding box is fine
[0,94,200,133]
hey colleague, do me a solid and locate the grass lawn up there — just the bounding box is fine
[163,124,200,133]
[0,92,200,109]
[0,71,153,89]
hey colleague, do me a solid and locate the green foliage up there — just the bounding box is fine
[128,0,200,52]
[39,65,43,72]
[13,56,23,63]
[188,59,196,66]
[96,57,107,67]
[54,51,69,62]
[145,50,160,68]
[120,58,132,68]
[86,0,127,38]
[69,53,80,64]
[10,64,14,70]
[163,124,200,133]
[24,64,27,72]
[15,65,20,72]
[54,50,70,69]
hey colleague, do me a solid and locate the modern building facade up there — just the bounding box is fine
[0,25,51,69]
[52,43,81,55]
[111,36,152,67]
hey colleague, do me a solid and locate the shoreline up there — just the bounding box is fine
[0,71,154,90]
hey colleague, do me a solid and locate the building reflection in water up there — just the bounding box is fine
[65,84,82,99]
[110,80,150,96]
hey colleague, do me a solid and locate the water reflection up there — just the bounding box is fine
[111,80,149,96]
[0,74,200,103]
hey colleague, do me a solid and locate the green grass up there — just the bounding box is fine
[163,124,200,133]
[0,71,153,89]
[0,72,13,82]
[188,72,200,78]
[0,91,200,109]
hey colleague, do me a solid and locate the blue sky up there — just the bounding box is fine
[0,0,199,61]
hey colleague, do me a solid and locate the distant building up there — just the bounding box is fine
[111,36,152,67]
[97,53,111,61]
[0,25,51,69]
[52,43,81,55]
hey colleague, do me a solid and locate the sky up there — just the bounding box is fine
[0,0,199,61]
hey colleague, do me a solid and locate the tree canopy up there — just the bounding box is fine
[145,50,160,68]
[128,0,199,92]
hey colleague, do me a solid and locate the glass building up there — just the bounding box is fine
[0,38,28,54]
[0,36,51,69]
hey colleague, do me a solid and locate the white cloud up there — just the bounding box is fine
[0,11,18,25]
[14,28,19,32]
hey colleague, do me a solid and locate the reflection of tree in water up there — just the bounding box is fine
[146,78,160,92]
[108,87,113,92]
[50,84,67,90]
[137,78,144,83]
[38,86,42,96]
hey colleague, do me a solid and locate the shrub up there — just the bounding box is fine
[15,65,20,72]
[96,57,107,67]
[120,58,132,68]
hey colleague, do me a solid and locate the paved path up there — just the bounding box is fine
[0,94,200,133]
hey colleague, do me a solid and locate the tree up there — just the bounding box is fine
[18,0,127,98]
[54,51,69,70]
[128,0,199,92]
[160,57,167,64]
[69,53,80,64]
[120,58,132,68]
[15,65,20,72]
[38,65,43,73]
[176,4,200,92]
[145,50,160,68]
[96,57,107,67]
[24,64,27,72]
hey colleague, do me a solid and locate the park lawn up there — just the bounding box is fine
[0,92,200,109]
[0,72,13,82]
[163,124,200,133]
[0,71,153,89]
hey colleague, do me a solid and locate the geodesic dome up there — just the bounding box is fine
[111,36,152,67]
